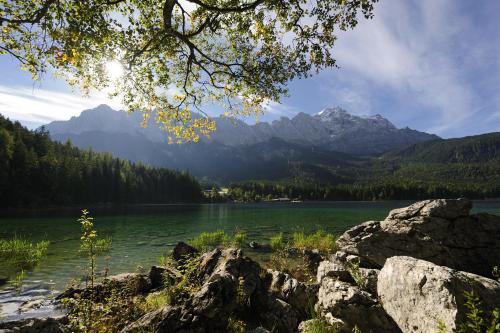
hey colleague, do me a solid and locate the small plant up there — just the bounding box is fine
[458,290,500,333]
[10,269,27,292]
[157,254,173,267]
[352,326,362,333]
[346,258,367,289]
[227,317,246,333]
[232,230,247,248]
[493,266,499,282]
[437,319,448,332]
[79,210,107,288]
[142,291,170,311]
[292,230,337,253]
[64,210,116,333]
[270,232,286,251]
[188,230,230,251]
[303,306,339,333]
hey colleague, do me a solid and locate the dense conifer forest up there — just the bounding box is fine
[0,115,202,207]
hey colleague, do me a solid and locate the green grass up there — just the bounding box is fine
[0,238,50,269]
[188,230,230,251]
[270,232,286,251]
[301,318,338,333]
[232,231,247,248]
[142,291,171,311]
[292,230,337,253]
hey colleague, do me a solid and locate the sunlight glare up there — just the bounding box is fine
[105,60,124,80]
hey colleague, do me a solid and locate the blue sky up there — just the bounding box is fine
[1,0,500,138]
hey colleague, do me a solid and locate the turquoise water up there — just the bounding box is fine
[1,201,499,321]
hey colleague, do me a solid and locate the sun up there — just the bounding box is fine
[105,60,124,80]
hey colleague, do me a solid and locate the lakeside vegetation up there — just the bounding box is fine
[225,178,500,202]
[0,115,202,208]
[0,238,50,285]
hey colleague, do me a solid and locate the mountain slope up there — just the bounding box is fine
[384,132,500,163]
[0,115,202,207]
[43,105,439,183]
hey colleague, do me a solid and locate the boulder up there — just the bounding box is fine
[248,241,272,253]
[149,265,182,289]
[357,268,379,294]
[337,199,500,277]
[256,296,299,333]
[56,272,151,302]
[317,277,401,333]
[171,242,198,262]
[317,260,353,283]
[386,198,471,220]
[302,249,324,274]
[124,248,263,333]
[0,316,69,333]
[267,270,318,318]
[378,256,500,333]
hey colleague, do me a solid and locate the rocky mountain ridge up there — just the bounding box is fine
[44,105,439,156]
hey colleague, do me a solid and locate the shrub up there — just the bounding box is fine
[188,230,230,251]
[292,230,337,253]
[458,291,500,333]
[270,232,286,251]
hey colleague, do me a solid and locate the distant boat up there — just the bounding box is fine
[272,197,291,202]
[291,200,302,203]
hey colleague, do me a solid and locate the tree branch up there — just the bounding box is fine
[0,0,57,24]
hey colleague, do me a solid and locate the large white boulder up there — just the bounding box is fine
[378,256,500,333]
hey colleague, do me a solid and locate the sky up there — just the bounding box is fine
[1,0,500,138]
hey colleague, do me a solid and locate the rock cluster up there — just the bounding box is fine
[316,198,500,333]
[2,199,499,333]
[121,248,317,333]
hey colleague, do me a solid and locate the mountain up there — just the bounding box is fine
[383,132,500,163]
[205,107,439,155]
[43,105,438,183]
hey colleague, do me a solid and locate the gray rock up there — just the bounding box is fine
[171,241,198,263]
[257,296,299,333]
[267,270,318,318]
[0,316,69,333]
[317,277,401,333]
[337,199,500,277]
[378,256,500,333]
[316,260,353,283]
[387,198,471,220]
[18,299,45,313]
[302,249,324,274]
[357,268,379,294]
[149,265,182,289]
[57,272,151,301]
[124,248,262,333]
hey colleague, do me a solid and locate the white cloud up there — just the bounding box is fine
[0,85,123,125]
[319,0,496,137]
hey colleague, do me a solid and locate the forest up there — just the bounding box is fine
[227,179,500,202]
[0,115,202,207]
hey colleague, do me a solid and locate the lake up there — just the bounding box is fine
[1,200,500,321]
